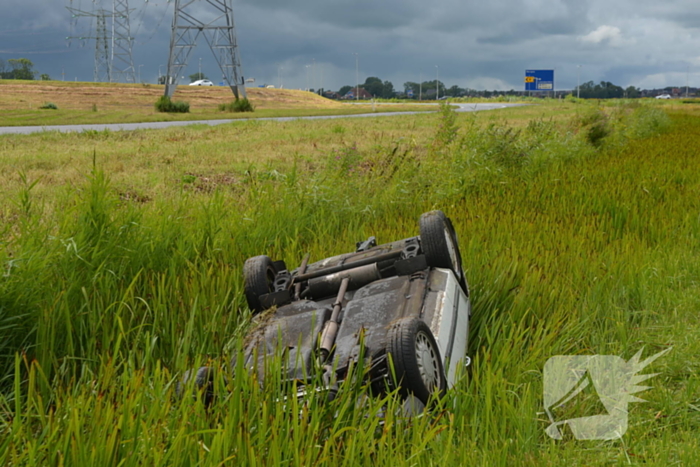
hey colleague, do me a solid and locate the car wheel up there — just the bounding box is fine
[243,255,276,313]
[387,318,446,404]
[419,210,463,280]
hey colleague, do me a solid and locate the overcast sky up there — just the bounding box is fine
[1,0,699,91]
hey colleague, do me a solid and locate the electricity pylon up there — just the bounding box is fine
[164,0,247,99]
[111,0,136,83]
[67,6,112,82]
[66,0,136,83]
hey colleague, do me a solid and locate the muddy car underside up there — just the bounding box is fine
[237,210,471,405]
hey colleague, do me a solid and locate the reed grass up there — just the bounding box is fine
[1,101,698,465]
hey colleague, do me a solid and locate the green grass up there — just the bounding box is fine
[0,106,441,127]
[1,101,699,465]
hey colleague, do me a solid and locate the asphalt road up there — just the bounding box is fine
[0,103,525,136]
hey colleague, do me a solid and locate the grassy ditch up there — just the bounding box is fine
[1,102,699,465]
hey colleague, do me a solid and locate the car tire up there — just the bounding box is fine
[387,317,446,404]
[243,255,276,313]
[419,210,463,280]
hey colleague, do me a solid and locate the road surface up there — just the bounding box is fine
[0,103,525,136]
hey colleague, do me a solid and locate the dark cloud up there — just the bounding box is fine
[239,0,422,30]
[0,0,698,91]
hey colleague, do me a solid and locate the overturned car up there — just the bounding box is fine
[232,210,472,407]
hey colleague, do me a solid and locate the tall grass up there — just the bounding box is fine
[1,103,698,465]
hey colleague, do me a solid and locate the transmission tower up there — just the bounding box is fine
[164,0,247,99]
[95,12,111,82]
[111,0,136,83]
[67,6,112,82]
[67,0,136,83]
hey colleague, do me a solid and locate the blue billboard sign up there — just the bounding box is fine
[525,69,554,91]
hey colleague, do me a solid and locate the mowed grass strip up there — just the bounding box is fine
[0,103,698,465]
[0,80,435,126]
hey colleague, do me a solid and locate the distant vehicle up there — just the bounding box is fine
[655,94,671,99]
[189,79,214,86]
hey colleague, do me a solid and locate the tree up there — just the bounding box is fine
[578,80,624,99]
[382,80,395,99]
[40,73,51,81]
[403,82,420,98]
[1,58,36,80]
[189,72,207,82]
[338,85,353,96]
[420,80,445,98]
[363,77,384,97]
[446,85,464,97]
[624,86,640,98]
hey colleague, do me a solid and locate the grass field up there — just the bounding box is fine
[1,96,699,466]
[0,80,435,127]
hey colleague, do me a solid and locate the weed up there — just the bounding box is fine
[328,144,362,174]
[432,101,458,150]
[218,98,255,112]
[575,107,610,147]
[39,102,57,110]
[154,95,190,113]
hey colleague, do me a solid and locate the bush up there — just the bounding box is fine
[39,102,58,110]
[154,95,190,113]
[218,98,255,113]
[575,108,610,147]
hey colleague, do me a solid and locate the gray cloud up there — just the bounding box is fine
[1,0,699,91]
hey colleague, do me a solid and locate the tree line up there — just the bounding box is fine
[576,81,641,99]
[335,77,648,99]
[0,58,50,80]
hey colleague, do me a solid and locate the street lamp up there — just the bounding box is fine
[577,65,581,98]
[353,52,359,100]
[199,57,202,80]
[435,65,439,100]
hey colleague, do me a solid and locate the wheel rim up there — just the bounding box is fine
[415,331,441,390]
[444,226,461,279]
[266,268,276,292]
